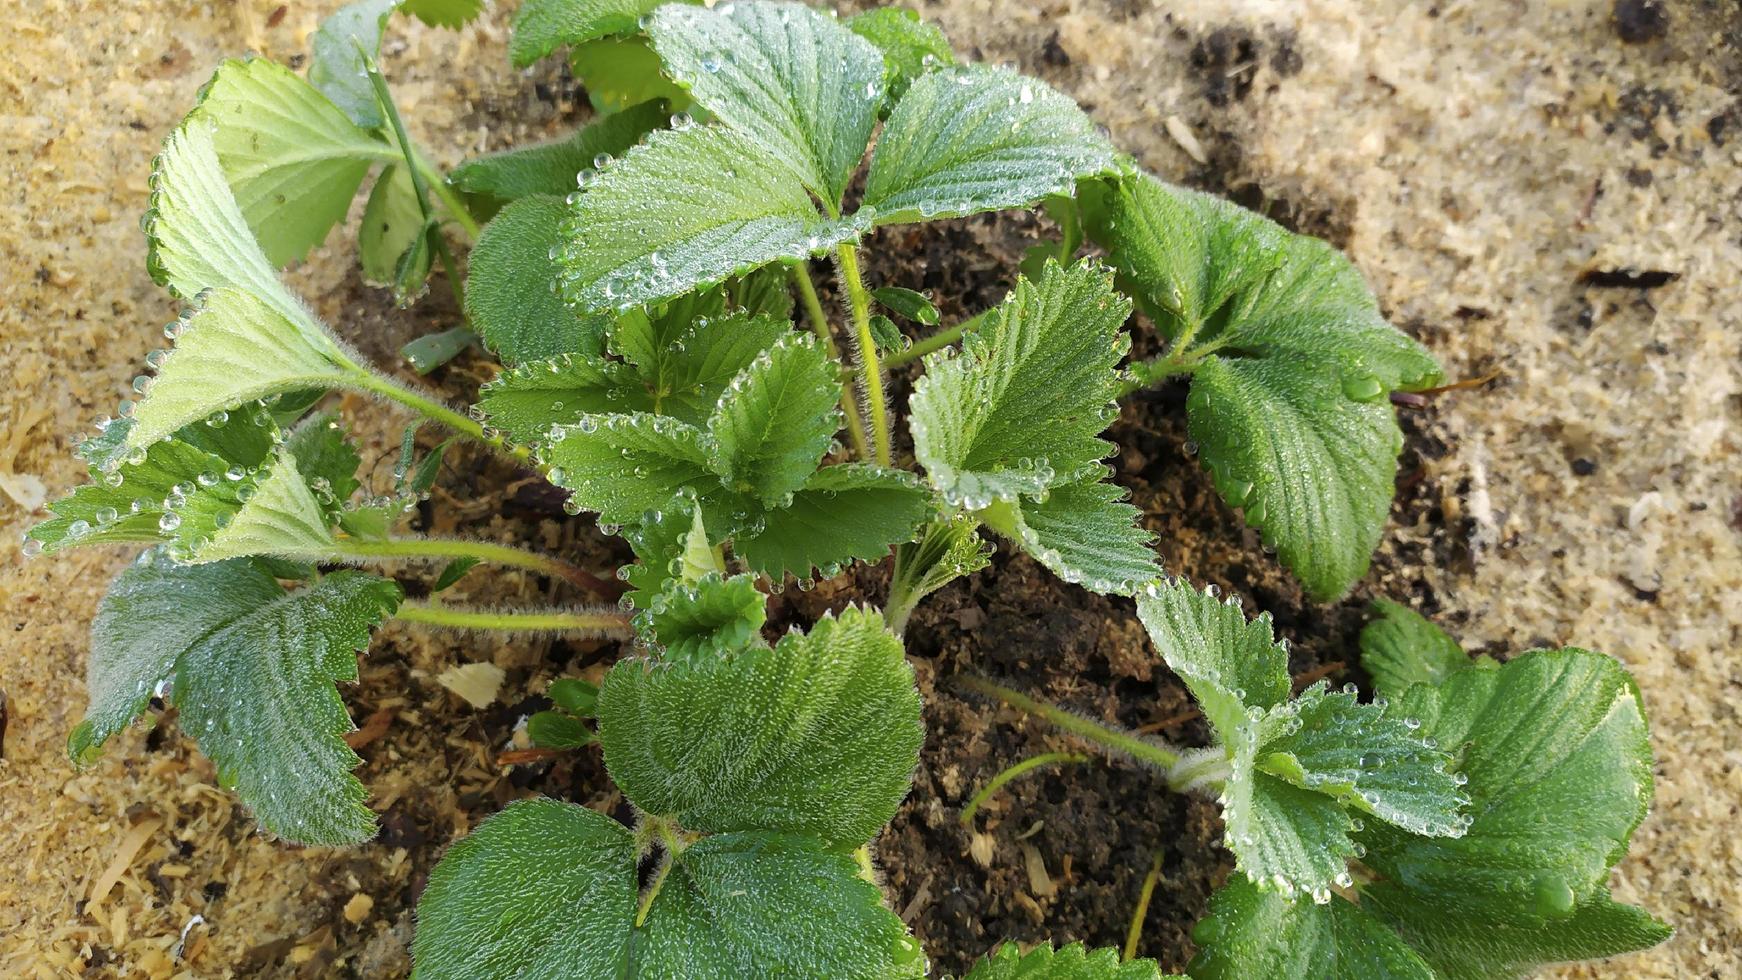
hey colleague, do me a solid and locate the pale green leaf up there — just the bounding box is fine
[733,463,931,581]
[561,123,864,313]
[704,333,838,505]
[359,164,429,288]
[188,58,393,266]
[71,559,399,845]
[165,446,337,564]
[965,942,1172,979]
[598,605,921,847]
[887,515,992,630]
[401,325,477,374]
[994,478,1159,595]
[1360,892,1671,980]
[431,555,480,592]
[1221,715,1360,899]
[847,7,954,104]
[450,99,671,201]
[568,36,692,115]
[123,287,357,454]
[401,0,485,29]
[1360,600,1479,701]
[509,0,673,67]
[1187,879,1433,980]
[413,799,638,979]
[467,195,609,364]
[476,352,646,448]
[284,412,362,518]
[308,0,398,129]
[29,438,240,555]
[909,260,1129,508]
[650,0,885,203]
[1134,579,1289,741]
[639,572,767,662]
[543,413,728,525]
[863,66,1114,226]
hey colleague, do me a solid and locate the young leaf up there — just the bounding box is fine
[732,463,931,581]
[639,572,767,662]
[964,941,1173,979]
[549,677,600,716]
[284,412,363,518]
[187,58,394,266]
[400,0,484,29]
[413,799,638,978]
[467,195,610,365]
[1188,878,1434,980]
[612,307,794,424]
[1219,725,1361,901]
[544,414,730,525]
[509,0,676,68]
[568,37,692,115]
[649,0,885,204]
[597,605,921,848]
[432,556,480,592]
[29,438,242,555]
[1359,600,1480,701]
[450,99,671,202]
[887,514,992,630]
[307,0,399,129]
[1082,172,1442,600]
[527,710,594,749]
[871,284,940,325]
[847,7,955,103]
[703,333,839,505]
[1135,580,1289,740]
[476,352,647,448]
[72,559,400,845]
[909,260,1129,509]
[164,446,337,564]
[401,325,477,375]
[989,478,1160,595]
[359,164,428,288]
[863,66,1115,226]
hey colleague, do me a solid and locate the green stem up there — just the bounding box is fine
[395,601,631,635]
[790,262,869,459]
[1123,851,1163,962]
[348,369,532,465]
[959,751,1091,825]
[834,244,891,465]
[415,152,483,240]
[880,312,982,370]
[1117,336,1234,396]
[336,535,613,595]
[957,675,1185,772]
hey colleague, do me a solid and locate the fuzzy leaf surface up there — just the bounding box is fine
[451,99,670,201]
[732,464,931,581]
[598,605,920,848]
[359,164,428,289]
[864,66,1114,225]
[1220,723,1360,900]
[509,0,675,67]
[467,195,608,364]
[998,478,1159,595]
[29,438,239,554]
[640,572,767,662]
[1134,580,1289,740]
[909,260,1129,508]
[847,7,954,102]
[166,447,338,564]
[1359,600,1476,701]
[965,942,1171,979]
[704,334,838,505]
[476,353,645,448]
[616,307,795,425]
[544,414,725,525]
[1188,879,1434,980]
[569,37,691,114]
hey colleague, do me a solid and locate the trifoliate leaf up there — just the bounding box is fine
[284,412,362,519]
[413,799,638,978]
[733,463,931,581]
[476,352,646,448]
[467,195,610,365]
[401,0,484,29]
[1134,579,1289,740]
[847,7,955,104]
[863,66,1115,226]
[509,0,675,67]
[703,334,838,506]
[598,605,921,848]
[1081,172,1442,600]
[560,123,866,313]
[548,677,600,716]
[871,284,940,325]
[122,287,358,454]
[359,164,429,289]
[1187,878,1434,980]
[639,572,767,662]
[527,710,594,748]
[164,446,337,564]
[1359,600,1481,702]
[990,478,1160,595]
[187,58,394,266]
[568,36,692,115]
[964,942,1172,979]
[1221,719,1360,900]
[630,832,926,978]
[544,414,731,525]
[612,307,794,425]
[71,559,400,845]
[450,99,671,202]
[649,0,885,204]
[909,260,1129,508]
[308,0,398,129]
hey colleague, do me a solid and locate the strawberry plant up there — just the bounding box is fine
[25,0,1668,975]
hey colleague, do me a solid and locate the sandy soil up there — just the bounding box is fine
[1,0,1737,976]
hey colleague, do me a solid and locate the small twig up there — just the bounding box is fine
[1123,851,1163,962]
[959,752,1092,825]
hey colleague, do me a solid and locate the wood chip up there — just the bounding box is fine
[436,662,505,709]
[1021,843,1057,898]
[88,815,163,908]
[343,707,395,749]
[342,893,374,924]
[1164,114,1208,164]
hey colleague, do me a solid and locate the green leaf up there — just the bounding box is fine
[1359,600,1479,701]
[123,287,358,454]
[1134,579,1289,740]
[568,37,692,115]
[733,464,931,581]
[863,66,1114,226]
[359,164,429,289]
[965,942,1172,979]
[413,799,638,978]
[560,123,865,313]
[29,438,240,555]
[509,0,673,67]
[468,195,609,365]
[639,572,767,662]
[284,412,362,518]
[450,99,671,202]
[993,478,1159,595]
[1187,878,1434,980]
[704,333,838,505]
[649,0,885,204]
[527,710,594,749]
[887,515,992,628]
[909,260,1129,508]
[871,285,940,325]
[401,325,477,375]
[869,313,904,354]
[631,832,925,977]
[401,0,485,29]
[1220,721,1360,900]
[1081,172,1442,600]
[621,497,708,607]
[544,413,727,525]
[71,559,400,845]
[476,352,647,448]
[432,556,480,592]
[548,677,599,716]
[613,306,794,425]
[164,446,337,564]
[187,58,392,266]
[598,605,921,848]
[847,7,954,104]
[308,0,398,129]
[1359,892,1670,980]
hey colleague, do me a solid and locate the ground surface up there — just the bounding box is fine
[1,0,1737,976]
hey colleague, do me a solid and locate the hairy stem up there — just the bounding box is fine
[347,369,533,465]
[957,675,1185,772]
[335,535,616,596]
[958,751,1091,825]
[394,601,631,635]
[834,244,891,465]
[414,151,483,240]
[790,262,870,459]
